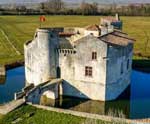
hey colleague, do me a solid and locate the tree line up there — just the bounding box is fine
[0,0,150,16]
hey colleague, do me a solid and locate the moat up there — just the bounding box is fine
[0,66,150,119]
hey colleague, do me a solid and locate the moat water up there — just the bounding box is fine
[0,66,150,119]
[0,67,25,104]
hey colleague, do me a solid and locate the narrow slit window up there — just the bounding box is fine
[92,52,97,60]
[121,62,123,74]
[127,59,130,70]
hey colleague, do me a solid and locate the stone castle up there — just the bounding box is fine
[25,14,134,101]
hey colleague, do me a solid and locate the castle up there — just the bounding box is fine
[25,14,134,101]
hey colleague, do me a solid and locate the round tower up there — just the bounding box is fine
[25,28,58,86]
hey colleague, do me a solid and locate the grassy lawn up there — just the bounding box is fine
[0,15,149,65]
[0,105,116,124]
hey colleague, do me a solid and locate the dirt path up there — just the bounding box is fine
[0,29,21,55]
[0,99,25,115]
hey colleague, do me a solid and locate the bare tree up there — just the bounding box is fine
[80,1,98,15]
[47,0,64,12]
[39,2,45,10]
[39,2,46,13]
[16,5,27,12]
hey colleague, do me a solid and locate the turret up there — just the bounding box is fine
[37,28,57,81]
[25,28,59,86]
[115,13,120,21]
[100,14,122,30]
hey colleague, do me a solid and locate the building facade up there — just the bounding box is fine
[25,16,134,101]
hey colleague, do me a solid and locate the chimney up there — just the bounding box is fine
[115,13,120,21]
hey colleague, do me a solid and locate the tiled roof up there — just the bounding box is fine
[112,30,132,39]
[59,32,75,37]
[59,37,73,49]
[113,30,135,41]
[85,24,100,31]
[99,31,135,46]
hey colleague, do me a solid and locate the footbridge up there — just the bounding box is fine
[15,79,63,104]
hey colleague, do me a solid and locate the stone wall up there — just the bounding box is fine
[59,35,108,101]
[105,44,133,100]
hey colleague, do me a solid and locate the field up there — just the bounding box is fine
[0,105,114,124]
[0,16,150,65]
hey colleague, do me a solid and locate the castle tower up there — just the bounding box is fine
[115,13,120,21]
[25,28,59,86]
[100,13,122,30]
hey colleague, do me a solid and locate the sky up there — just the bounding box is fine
[0,0,150,4]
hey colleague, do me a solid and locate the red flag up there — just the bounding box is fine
[40,15,46,22]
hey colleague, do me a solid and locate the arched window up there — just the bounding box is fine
[65,50,67,54]
[73,51,76,54]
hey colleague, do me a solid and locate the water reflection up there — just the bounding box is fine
[40,95,130,119]
[130,71,150,119]
[40,70,150,119]
[0,67,150,119]
[0,67,25,104]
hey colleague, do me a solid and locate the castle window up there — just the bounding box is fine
[50,34,54,38]
[127,59,130,70]
[65,50,67,53]
[92,52,97,60]
[121,62,123,74]
[68,50,70,54]
[85,66,92,77]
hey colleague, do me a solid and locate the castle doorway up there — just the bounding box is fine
[57,67,61,78]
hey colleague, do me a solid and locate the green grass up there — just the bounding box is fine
[0,105,114,124]
[0,15,149,65]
